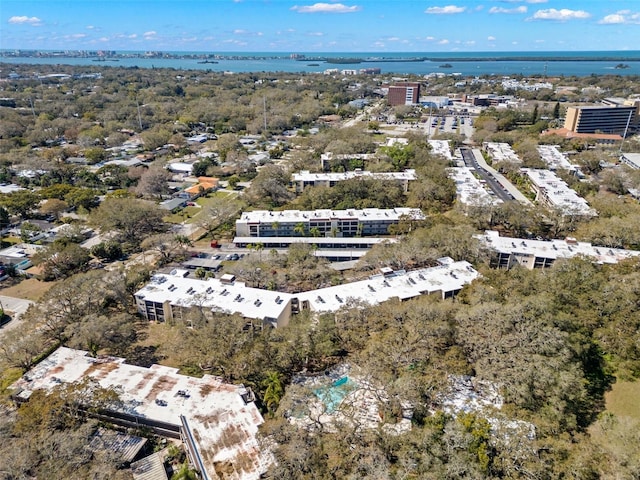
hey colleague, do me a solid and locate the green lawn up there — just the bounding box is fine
[163,191,240,226]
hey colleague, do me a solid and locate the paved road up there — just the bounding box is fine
[0,294,35,335]
[460,148,532,205]
[460,148,515,203]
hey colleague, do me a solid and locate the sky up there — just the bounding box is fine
[2,0,640,53]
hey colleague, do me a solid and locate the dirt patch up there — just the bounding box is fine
[84,360,119,379]
[145,375,178,400]
[0,278,57,302]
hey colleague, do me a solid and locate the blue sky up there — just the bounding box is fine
[3,0,640,52]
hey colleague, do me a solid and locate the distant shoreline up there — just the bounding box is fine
[3,50,640,77]
[3,50,640,64]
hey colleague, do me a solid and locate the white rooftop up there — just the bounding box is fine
[297,259,479,312]
[292,169,416,182]
[238,208,424,224]
[522,168,596,216]
[136,260,479,320]
[448,167,503,207]
[620,152,640,169]
[137,271,290,322]
[483,142,521,164]
[167,162,194,173]
[428,140,453,160]
[11,347,269,480]
[537,145,581,174]
[479,230,640,264]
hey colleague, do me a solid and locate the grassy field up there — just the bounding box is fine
[588,379,640,474]
[603,380,640,419]
[0,278,57,302]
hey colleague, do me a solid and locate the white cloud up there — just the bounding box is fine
[487,35,496,40]
[143,31,157,38]
[86,25,95,30]
[233,29,263,36]
[128,34,137,39]
[308,32,324,36]
[438,39,450,44]
[8,16,42,26]
[387,36,400,41]
[291,3,361,13]
[489,6,526,14]
[425,5,466,14]
[426,36,435,41]
[65,33,86,39]
[530,8,590,21]
[599,10,640,25]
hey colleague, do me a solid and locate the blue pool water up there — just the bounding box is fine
[314,376,357,413]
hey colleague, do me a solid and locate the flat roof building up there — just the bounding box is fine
[483,142,522,166]
[134,260,480,326]
[537,145,582,176]
[291,169,416,193]
[429,139,454,161]
[235,208,424,238]
[522,168,596,217]
[11,347,269,480]
[478,230,640,269]
[564,104,637,136]
[620,152,640,170]
[388,82,421,106]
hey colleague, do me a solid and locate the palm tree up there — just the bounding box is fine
[255,242,264,261]
[293,222,306,236]
[261,371,285,415]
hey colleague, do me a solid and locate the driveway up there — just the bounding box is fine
[0,294,35,334]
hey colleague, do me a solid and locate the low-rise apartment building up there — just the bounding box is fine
[429,139,454,161]
[291,169,416,193]
[235,208,424,238]
[478,230,640,269]
[537,145,582,176]
[135,259,480,327]
[11,347,269,480]
[522,168,596,217]
[483,142,522,166]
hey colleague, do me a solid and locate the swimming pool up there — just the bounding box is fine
[314,376,357,413]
